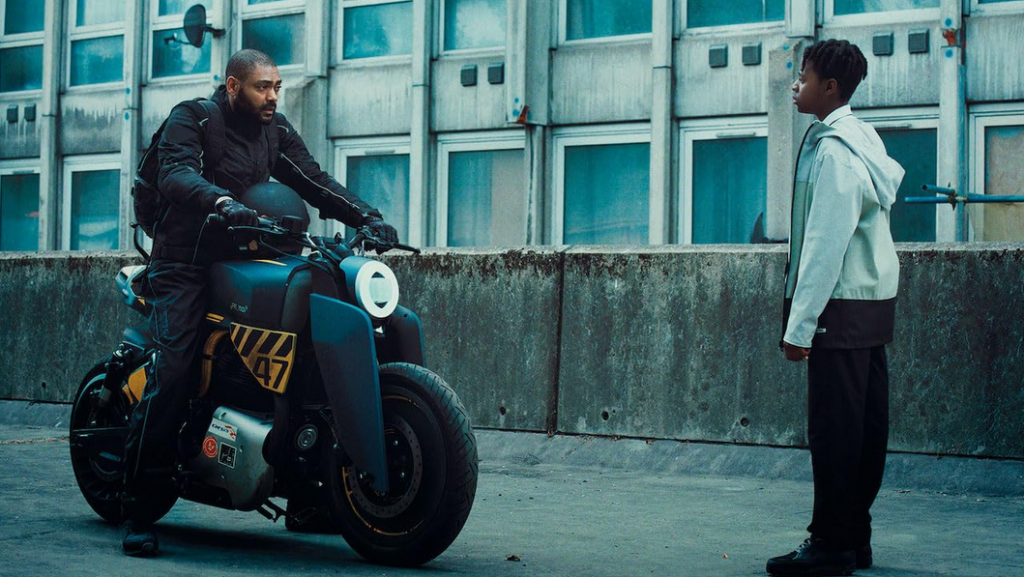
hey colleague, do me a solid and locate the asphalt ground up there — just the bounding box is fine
[1,422,1023,577]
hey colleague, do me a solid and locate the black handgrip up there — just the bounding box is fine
[394,243,421,254]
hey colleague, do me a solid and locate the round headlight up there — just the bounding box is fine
[353,261,400,319]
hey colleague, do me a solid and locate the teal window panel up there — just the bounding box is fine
[691,137,768,244]
[564,142,650,245]
[343,2,413,59]
[0,173,40,251]
[447,149,525,246]
[566,0,652,40]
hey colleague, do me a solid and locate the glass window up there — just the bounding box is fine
[343,2,413,59]
[75,0,124,27]
[0,173,40,251]
[152,27,211,78]
[346,155,410,241]
[447,149,524,246]
[242,15,305,66]
[691,137,767,244]
[249,0,291,3]
[444,0,506,51]
[981,124,1024,242]
[834,0,938,15]
[0,45,43,92]
[566,0,652,41]
[70,36,124,86]
[69,169,120,250]
[876,129,937,242]
[687,0,784,28]
[4,0,45,34]
[563,143,650,244]
[158,0,212,17]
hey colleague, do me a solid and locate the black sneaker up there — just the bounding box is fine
[766,537,855,576]
[856,544,872,569]
[121,520,159,557]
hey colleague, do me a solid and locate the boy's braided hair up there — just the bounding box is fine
[801,39,868,102]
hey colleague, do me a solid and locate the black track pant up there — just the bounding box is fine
[122,260,207,505]
[806,346,889,550]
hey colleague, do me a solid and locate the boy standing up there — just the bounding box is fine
[768,40,905,576]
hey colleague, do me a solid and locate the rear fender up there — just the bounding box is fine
[309,294,388,493]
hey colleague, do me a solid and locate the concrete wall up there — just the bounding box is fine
[2,245,1022,459]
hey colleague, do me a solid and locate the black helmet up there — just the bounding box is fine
[238,182,309,255]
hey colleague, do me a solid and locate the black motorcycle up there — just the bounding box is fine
[68,209,477,566]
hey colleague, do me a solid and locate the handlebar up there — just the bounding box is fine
[204,213,421,254]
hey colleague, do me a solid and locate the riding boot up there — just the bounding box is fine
[120,492,160,557]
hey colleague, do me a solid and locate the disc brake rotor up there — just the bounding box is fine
[347,416,423,519]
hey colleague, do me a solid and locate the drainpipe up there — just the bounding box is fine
[409,0,432,247]
[650,0,673,245]
[938,0,968,241]
[119,0,144,251]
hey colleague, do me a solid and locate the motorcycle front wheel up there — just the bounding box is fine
[69,359,178,525]
[326,362,478,567]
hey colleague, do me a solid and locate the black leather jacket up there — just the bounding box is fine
[152,85,380,264]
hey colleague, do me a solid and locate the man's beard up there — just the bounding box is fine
[237,90,275,125]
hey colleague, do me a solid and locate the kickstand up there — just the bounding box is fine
[257,500,288,523]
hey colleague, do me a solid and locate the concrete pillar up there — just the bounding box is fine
[118,0,144,250]
[766,0,816,242]
[650,0,673,244]
[305,0,330,80]
[409,0,433,247]
[938,0,968,240]
[507,0,551,244]
[37,0,63,250]
[765,41,812,242]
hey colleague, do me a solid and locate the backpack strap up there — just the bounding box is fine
[195,99,226,174]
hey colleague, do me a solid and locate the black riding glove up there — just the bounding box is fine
[217,198,259,228]
[361,217,399,254]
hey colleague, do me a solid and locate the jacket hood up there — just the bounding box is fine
[807,109,905,210]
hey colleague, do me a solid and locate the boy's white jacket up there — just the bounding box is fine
[783,105,905,349]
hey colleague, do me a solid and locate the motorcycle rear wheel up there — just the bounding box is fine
[326,362,478,567]
[69,359,178,525]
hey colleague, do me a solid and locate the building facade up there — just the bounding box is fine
[0,0,1022,252]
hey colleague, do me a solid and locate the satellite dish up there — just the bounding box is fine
[182,4,224,48]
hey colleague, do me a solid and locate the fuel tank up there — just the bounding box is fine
[208,257,311,332]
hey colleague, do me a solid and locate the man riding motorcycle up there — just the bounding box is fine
[121,48,399,557]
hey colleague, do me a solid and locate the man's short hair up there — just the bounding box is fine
[801,39,868,102]
[225,49,277,82]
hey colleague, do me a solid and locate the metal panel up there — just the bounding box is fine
[432,55,508,132]
[820,22,941,108]
[550,41,652,125]
[328,63,412,138]
[967,14,1024,103]
[675,31,775,118]
[59,90,123,155]
[0,97,40,159]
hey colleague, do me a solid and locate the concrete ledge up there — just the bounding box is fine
[2,244,1022,459]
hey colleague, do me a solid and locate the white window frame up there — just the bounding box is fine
[0,159,42,251]
[969,102,1024,242]
[0,0,45,96]
[822,0,940,26]
[437,0,507,57]
[238,0,306,72]
[148,0,219,83]
[61,154,122,251]
[970,0,1024,15]
[336,0,415,66]
[856,106,950,242]
[679,0,785,37]
[551,123,653,244]
[435,130,525,247]
[332,136,419,244]
[557,0,654,47]
[66,1,125,90]
[678,116,768,245]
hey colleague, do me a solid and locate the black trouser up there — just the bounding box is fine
[122,260,208,510]
[806,346,889,550]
